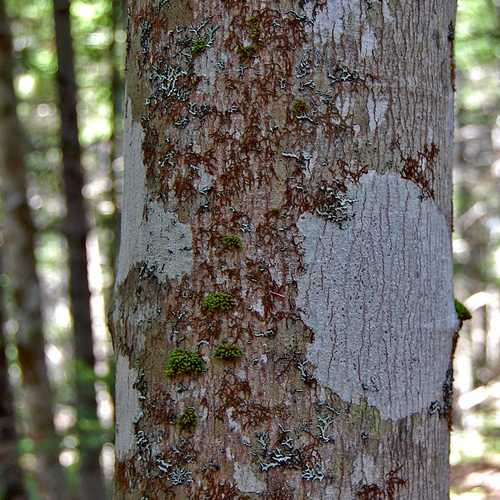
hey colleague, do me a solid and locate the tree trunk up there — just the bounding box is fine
[52,1,106,498]
[0,2,68,498]
[114,1,458,498]
[103,0,125,307]
[0,252,27,499]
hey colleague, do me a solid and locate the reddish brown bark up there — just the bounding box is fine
[115,1,458,498]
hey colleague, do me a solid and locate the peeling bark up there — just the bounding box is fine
[114,1,457,498]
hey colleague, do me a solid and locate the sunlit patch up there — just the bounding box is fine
[59,449,78,467]
[46,345,63,365]
[17,74,35,97]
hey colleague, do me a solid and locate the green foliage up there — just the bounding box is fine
[236,44,256,63]
[456,0,500,122]
[222,234,243,250]
[191,37,208,57]
[292,99,308,115]
[177,407,197,430]
[455,299,472,322]
[165,348,205,378]
[202,292,236,312]
[213,342,243,360]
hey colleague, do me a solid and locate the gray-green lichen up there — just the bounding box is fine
[297,171,457,420]
[116,99,193,285]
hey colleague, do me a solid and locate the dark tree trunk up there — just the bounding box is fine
[52,1,106,498]
[105,0,125,299]
[0,252,27,500]
[0,1,68,497]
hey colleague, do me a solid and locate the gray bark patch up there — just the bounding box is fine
[116,99,193,285]
[233,463,266,494]
[297,171,457,420]
[115,353,141,461]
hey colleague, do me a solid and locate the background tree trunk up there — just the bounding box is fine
[104,0,126,298]
[52,1,106,498]
[114,1,458,498]
[0,251,27,500]
[0,1,68,497]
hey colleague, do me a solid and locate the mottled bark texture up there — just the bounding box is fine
[0,252,27,499]
[114,1,458,498]
[0,1,68,498]
[52,1,106,498]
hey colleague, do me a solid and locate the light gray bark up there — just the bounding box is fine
[114,1,458,498]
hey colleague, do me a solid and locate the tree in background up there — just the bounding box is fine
[106,0,125,284]
[114,1,458,497]
[0,0,68,497]
[0,251,27,500]
[52,0,106,498]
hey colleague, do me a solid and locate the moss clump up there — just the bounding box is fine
[292,99,308,115]
[248,18,261,44]
[203,292,236,313]
[213,342,243,360]
[455,299,472,322]
[165,348,205,378]
[191,38,208,57]
[222,235,243,250]
[177,407,197,430]
[237,44,256,63]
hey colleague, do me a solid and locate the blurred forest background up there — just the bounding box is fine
[0,0,498,498]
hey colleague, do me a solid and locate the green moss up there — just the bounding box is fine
[165,348,205,378]
[222,235,243,250]
[292,99,308,115]
[203,292,236,313]
[213,342,243,360]
[191,37,208,57]
[177,407,197,430]
[237,44,256,63]
[455,299,472,321]
[248,18,261,43]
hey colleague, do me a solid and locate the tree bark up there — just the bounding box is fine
[0,1,68,498]
[0,251,27,500]
[114,1,458,498]
[52,1,106,498]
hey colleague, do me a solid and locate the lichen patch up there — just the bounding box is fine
[116,99,193,285]
[115,353,141,461]
[296,171,457,420]
[233,462,266,494]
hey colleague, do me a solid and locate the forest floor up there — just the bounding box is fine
[450,381,500,499]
